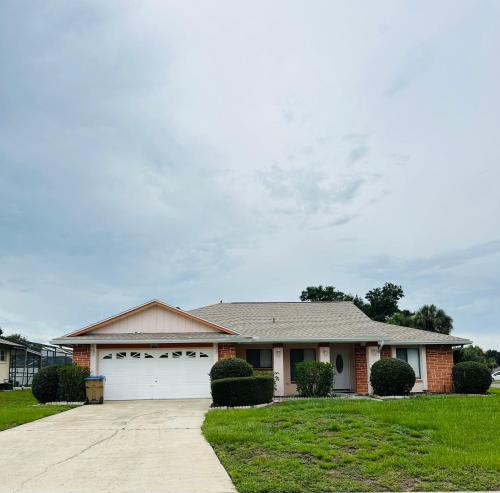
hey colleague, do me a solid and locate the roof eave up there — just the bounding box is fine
[50,336,252,345]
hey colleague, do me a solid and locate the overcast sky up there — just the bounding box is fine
[1,1,499,349]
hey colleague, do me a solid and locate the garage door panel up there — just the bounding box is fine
[98,349,213,400]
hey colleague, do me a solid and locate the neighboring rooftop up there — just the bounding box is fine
[188,301,472,345]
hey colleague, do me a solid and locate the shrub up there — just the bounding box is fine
[211,375,274,406]
[57,365,89,402]
[209,357,253,381]
[370,358,415,396]
[295,361,334,397]
[452,361,492,394]
[32,365,61,403]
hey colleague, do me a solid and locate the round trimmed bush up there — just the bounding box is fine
[295,361,334,397]
[209,357,253,381]
[32,365,61,403]
[211,375,274,406]
[57,365,89,402]
[452,361,492,394]
[370,358,416,396]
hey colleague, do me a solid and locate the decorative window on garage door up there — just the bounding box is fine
[172,351,182,358]
[159,352,169,358]
[199,352,209,358]
[116,352,126,359]
[102,353,112,360]
[186,351,196,358]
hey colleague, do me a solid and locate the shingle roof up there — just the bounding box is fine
[188,302,471,345]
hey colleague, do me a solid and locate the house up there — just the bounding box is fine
[51,299,471,400]
[0,337,23,389]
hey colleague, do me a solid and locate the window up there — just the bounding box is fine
[102,353,112,360]
[130,352,141,359]
[290,348,316,382]
[144,353,154,359]
[396,348,421,378]
[199,352,209,358]
[159,353,169,358]
[246,349,273,369]
[0,349,5,362]
[186,351,196,358]
[116,352,126,359]
[172,351,182,358]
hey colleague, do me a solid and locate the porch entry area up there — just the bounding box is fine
[236,344,355,396]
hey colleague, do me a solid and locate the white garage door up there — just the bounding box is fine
[98,348,214,400]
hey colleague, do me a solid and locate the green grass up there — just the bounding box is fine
[488,386,500,394]
[0,389,75,431]
[203,395,500,492]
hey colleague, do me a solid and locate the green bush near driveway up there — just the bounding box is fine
[32,364,88,403]
[31,365,60,403]
[453,361,492,394]
[57,365,89,402]
[210,357,253,381]
[211,375,274,407]
[0,389,74,432]
[295,361,334,397]
[370,357,415,396]
[203,395,500,492]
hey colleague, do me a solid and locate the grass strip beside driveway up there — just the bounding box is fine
[0,389,75,431]
[203,395,500,492]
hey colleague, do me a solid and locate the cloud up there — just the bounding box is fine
[0,1,498,352]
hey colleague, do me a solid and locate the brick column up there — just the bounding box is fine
[426,345,453,393]
[72,345,91,370]
[380,345,392,359]
[354,344,368,393]
[218,344,236,360]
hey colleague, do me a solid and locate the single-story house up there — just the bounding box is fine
[0,337,24,387]
[51,299,471,400]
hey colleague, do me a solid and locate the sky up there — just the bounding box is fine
[0,0,499,350]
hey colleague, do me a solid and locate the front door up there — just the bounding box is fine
[330,347,352,390]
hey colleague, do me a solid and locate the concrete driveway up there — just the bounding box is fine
[0,400,236,493]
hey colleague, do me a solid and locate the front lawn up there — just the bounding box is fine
[0,389,75,431]
[203,395,500,492]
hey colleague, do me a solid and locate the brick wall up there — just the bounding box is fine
[218,344,236,360]
[426,345,453,393]
[380,346,392,359]
[73,345,90,370]
[354,344,368,393]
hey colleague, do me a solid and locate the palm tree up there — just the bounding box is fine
[414,304,453,334]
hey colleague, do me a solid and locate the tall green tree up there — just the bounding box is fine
[485,349,500,367]
[299,285,366,309]
[364,283,404,322]
[386,309,415,328]
[413,304,453,334]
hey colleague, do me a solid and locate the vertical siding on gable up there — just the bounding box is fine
[91,306,221,334]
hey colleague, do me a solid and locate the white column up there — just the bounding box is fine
[213,343,219,364]
[319,345,330,363]
[366,346,380,394]
[273,346,285,397]
[90,344,97,375]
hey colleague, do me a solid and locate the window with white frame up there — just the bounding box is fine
[396,347,421,379]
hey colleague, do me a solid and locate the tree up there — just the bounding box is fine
[0,327,3,336]
[364,283,404,322]
[386,310,415,328]
[413,304,453,334]
[300,285,355,302]
[485,349,500,367]
[3,333,41,351]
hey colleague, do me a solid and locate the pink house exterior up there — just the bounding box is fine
[52,300,471,400]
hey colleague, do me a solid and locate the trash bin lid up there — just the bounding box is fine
[85,375,106,381]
